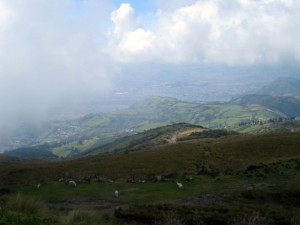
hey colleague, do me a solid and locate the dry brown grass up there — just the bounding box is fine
[1,132,300,184]
[176,127,207,139]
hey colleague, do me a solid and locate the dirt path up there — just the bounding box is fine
[169,132,178,143]
[48,197,128,215]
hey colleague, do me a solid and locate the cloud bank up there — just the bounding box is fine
[0,0,115,132]
[109,0,300,65]
[0,0,300,134]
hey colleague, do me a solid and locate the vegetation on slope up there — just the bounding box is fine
[84,123,207,155]
[1,132,300,184]
[258,77,300,97]
[1,77,300,224]
[1,132,300,224]
[3,76,300,158]
[231,94,300,117]
[39,96,293,157]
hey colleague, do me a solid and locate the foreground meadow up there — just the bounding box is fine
[1,132,300,224]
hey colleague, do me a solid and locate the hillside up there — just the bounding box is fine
[3,95,295,158]
[84,123,207,155]
[3,76,300,157]
[1,131,300,184]
[84,123,239,155]
[258,77,300,97]
[1,132,300,224]
[230,94,300,117]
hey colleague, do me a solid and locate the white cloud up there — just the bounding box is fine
[1,0,300,134]
[0,0,115,132]
[111,3,139,35]
[107,2,157,61]
[0,1,10,25]
[154,0,198,11]
[119,28,156,53]
[109,0,300,65]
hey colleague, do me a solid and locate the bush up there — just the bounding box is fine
[62,209,108,225]
[5,193,47,215]
[154,213,184,225]
[290,216,300,225]
[0,211,60,225]
[228,211,271,225]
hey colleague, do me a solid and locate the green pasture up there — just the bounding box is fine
[1,163,300,225]
[1,131,300,224]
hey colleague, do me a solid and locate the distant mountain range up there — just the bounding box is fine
[258,77,300,97]
[231,94,300,117]
[231,76,300,117]
[2,77,300,158]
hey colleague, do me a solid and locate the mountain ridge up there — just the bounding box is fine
[258,77,300,97]
[2,77,300,158]
[230,94,300,117]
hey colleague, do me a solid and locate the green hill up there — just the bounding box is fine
[84,123,239,155]
[52,96,287,157]
[3,145,57,158]
[231,94,300,117]
[258,77,300,97]
[4,96,293,158]
[84,123,207,154]
[1,131,300,184]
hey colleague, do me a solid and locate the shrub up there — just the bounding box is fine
[154,213,184,225]
[0,211,60,225]
[62,208,107,225]
[290,216,300,225]
[5,193,47,215]
[228,211,271,225]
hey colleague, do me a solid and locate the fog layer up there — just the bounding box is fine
[0,0,300,134]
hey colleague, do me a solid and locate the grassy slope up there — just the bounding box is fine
[235,118,300,134]
[1,132,300,224]
[84,123,207,155]
[258,77,300,97]
[231,94,300,117]
[1,132,300,184]
[6,95,295,158]
[53,96,286,157]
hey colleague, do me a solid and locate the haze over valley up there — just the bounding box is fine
[1,0,300,135]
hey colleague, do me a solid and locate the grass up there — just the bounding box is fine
[227,211,272,225]
[1,169,300,224]
[1,131,300,224]
[61,209,108,225]
[0,173,272,203]
[11,96,292,158]
[1,132,300,185]
[83,116,110,127]
[53,139,98,158]
[5,193,47,215]
[176,127,206,139]
[0,211,61,225]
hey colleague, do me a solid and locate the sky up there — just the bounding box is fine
[0,0,300,133]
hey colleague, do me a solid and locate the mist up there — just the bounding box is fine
[0,0,116,134]
[1,0,300,137]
